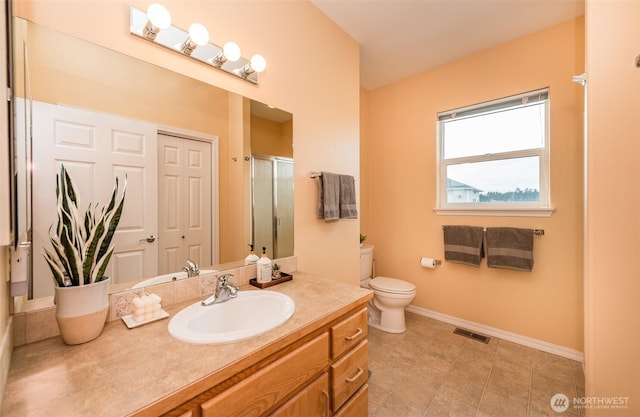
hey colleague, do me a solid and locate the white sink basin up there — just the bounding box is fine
[168,291,296,344]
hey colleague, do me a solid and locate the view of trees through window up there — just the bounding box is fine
[439,89,549,207]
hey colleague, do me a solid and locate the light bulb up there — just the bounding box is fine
[188,23,209,46]
[147,3,171,30]
[223,42,241,62]
[250,54,267,73]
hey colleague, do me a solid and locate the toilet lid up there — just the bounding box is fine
[369,277,416,293]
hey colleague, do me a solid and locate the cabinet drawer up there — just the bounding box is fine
[333,384,368,417]
[331,308,367,359]
[201,333,329,417]
[330,340,368,412]
[270,373,329,417]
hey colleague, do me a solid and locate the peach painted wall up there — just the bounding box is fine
[364,18,585,350]
[250,116,293,158]
[360,87,371,238]
[12,0,361,283]
[585,1,640,415]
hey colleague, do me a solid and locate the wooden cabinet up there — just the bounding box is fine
[330,340,368,412]
[271,373,330,417]
[201,333,329,417]
[330,308,367,359]
[333,384,368,417]
[162,306,368,417]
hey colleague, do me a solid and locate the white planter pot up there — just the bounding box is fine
[54,278,110,345]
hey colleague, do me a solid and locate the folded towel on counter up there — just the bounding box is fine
[339,174,358,219]
[316,172,340,220]
[486,227,534,272]
[442,225,485,266]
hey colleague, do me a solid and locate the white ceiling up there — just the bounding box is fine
[311,0,585,90]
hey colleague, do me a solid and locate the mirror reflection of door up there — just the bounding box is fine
[31,102,158,297]
[252,155,294,259]
[157,133,212,274]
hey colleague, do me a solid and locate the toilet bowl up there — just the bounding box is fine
[360,245,417,333]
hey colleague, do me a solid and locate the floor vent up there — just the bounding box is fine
[453,328,491,344]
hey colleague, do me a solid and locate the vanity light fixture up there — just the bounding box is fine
[238,54,267,79]
[130,4,267,84]
[143,3,171,40]
[180,23,209,55]
[211,41,241,68]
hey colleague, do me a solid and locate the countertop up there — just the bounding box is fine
[2,272,372,417]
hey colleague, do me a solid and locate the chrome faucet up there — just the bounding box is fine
[201,274,239,306]
[183,259,200,278]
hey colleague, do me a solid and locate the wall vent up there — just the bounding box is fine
[453,327,491,344]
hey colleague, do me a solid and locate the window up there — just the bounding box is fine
[436,89,552,216]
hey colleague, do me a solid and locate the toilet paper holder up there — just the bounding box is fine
[419,257,442,268]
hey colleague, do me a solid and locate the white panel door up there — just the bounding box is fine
[32,102,158,297]
[158,134,211,274]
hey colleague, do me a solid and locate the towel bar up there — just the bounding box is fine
[310,171,357,180]
[486,227,544,236]
[441,226,544,236]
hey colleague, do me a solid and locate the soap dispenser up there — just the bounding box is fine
[256,247,273,284]
[245,244,259,265]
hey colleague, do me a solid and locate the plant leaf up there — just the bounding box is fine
[42,249,65,287]
[92,246,113,284]
[59,223,82,286]
[97,176,126,263]
[82,216,106,284]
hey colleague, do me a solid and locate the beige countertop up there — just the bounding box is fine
[2,272,372,417]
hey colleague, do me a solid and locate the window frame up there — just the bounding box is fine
[435,89,554,217]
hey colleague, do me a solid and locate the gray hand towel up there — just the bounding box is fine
[316,172,340,221]
[443,225,484,266]
[486,227,534,272]
[339,174,358,219]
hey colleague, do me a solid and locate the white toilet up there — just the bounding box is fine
[360,244,416,333]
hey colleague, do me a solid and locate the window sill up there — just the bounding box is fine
[433,207,555,217]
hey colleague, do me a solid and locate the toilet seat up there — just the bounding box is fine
[369,277,416,294]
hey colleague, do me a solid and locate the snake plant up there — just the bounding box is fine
[43,165,127,287]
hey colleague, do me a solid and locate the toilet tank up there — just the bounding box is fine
[360,244,375,281]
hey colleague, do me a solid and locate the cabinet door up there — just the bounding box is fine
[330,340,368,412]
[201,333,329,417]
[271,373,329,417]
[333,384,368,417]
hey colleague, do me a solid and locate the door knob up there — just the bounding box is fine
[140,235,156,243]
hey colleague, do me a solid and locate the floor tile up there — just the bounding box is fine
[367,312,585,417]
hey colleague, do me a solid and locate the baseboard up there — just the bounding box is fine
[406,305,584,363]
[0,316,13,410]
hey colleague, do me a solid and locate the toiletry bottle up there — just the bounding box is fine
[245,244,259,265]
[256,247,273,284]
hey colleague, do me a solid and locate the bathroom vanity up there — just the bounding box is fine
[2,273,372,416]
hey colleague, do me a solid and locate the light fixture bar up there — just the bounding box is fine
[129,6,264,84]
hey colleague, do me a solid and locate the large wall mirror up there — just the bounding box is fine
[12,17,293,302]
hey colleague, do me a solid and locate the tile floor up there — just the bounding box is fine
[367,312,585,417]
